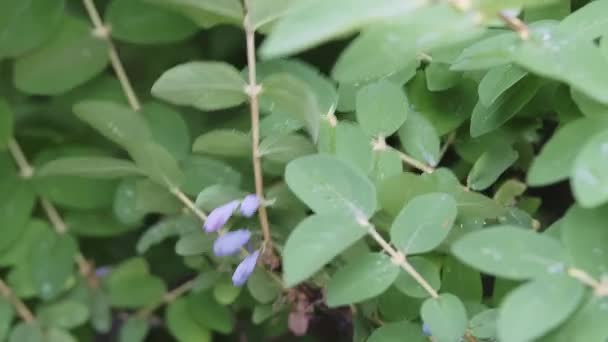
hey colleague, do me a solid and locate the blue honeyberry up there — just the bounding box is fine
[203,200,239,233]
[239,194,260,217]
[232,250,260,286]
[213,229,251,257]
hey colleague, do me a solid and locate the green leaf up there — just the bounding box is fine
[192,130,251,158]
[249,0,293,30]
[356,80,409,137]
[390,193,457,255]
[175,232,214,256]
[451,225,566,280]
[260,0,421,58]
[441,256,482,303]
[478,64,528,107]
[425,63,460,92]
[30,233,77,299]
[421,293,468,342]
[107,258,166,308]
[394,256,441,298]
[467,144,518,191]
[285,154,377,218]
[371,149,402,184]
[561,205,608,278]
[558,0,608,41]
[528,117,608,185]
[260,73,322,140]
[181,156,241,196]
[334,122,373,173]
[0,298,14,341]
[141,102,190,161]
[251,305,274,325]
[368,321,427,342]
[498,275,585,342]
[327,253,399,307]
[247,269,281,304]
[136,215,199,254]
[8,323,43,342]
[398,111,440,167]
[166,298,211,342]
[451,32,516,71]
[73,100,152,150]
[571,88,608,117]
[572,129,608,207]
[0,177,36,253]
[213,276,241,305]
[187,291,234,334]
[0,0,64,58]
[470,75,542,137]
[144,0,242,28]
[283,214,367,287]
[539,296,608,342]
[470,309,498,340]
[64,211,135,237]
[259,133,315,164]
[38,300,89,329]
[14,16,109,95]
[0,220,49,267]
[37,157,143,179]
[119,318,149,342]
[106,0,197,44]
[151,61,246,111]
[128,141,184,188]
[0,99,13,149]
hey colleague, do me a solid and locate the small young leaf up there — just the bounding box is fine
[498,275,585,342]
[467,144,519,191]
[356,80,409,137]
[152,61,246,111]
[390,193,457,255]
[421,293,468,342]
[283,214,367,287]
[398,111,440,167]
[451,225,566,280]
[326,253,399,307]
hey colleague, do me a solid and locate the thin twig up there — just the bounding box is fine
[243,0,274,255]
[392,147,435,174]
[0,278,35,323]
[171,188,208,221]
[438,132,456,164]
[137,279,196,318]
[40,198,68,234]
[8,139,34,178]
[82,0,141,111]
[499,11,530,40]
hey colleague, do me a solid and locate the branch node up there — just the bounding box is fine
[92,25,111,40]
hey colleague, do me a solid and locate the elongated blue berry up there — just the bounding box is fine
[213,229,251,257]
[239,194,260,217]
[422,323,431,336]
[203,200,239,233]
[232,250,260,286]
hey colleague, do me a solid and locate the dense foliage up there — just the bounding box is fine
[1,0,608,341]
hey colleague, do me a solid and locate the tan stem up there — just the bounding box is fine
[171,188,208,221]
[391,147,435,174]
[499,11,530,40]
[0,278,35,323]
[136,279,196,318]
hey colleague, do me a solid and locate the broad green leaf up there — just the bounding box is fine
[46,328,78,342]
[398,111,440,167]
[421,293,468,342]
[38,300,89,329]
[334,122,373,173]
[144,0,242,28]
[285,154,377,218]
[441,256,482,303]
[119,318,149,342]
[390,193,457,255]
[478,64,527,106]
[251,305,274,325]
[572,129,608,207]
[470,309,498,339]
[106,0,197,44]
[129,142,184,188]
[260,73,322,140]
[249,0,293,30]
[451,31,516,71]
[0,0,64,58]
[113,178,146,226]
[247,269,281,304]
[187,291,234,334]
[8,323,43,342]
[0,298,12,341]
[108,274,166,309]
[151,61,246,111]
[394,257,441,298]
[0,100,12,149]
[136,215,199,254]
[378,286,423,321]
[470,76,542,137]
[539,296,608,342]
[371,149,402,184]
[166,298,211,342]
[213,276,241,305]
[512,24,608,104]
[494,179,527,206]
[0,177,36,253]
[498,275,584,342]
[561,205,608,278]
[356,80,409,137]
[141,102,190,161]
[73,100,152,150]
[283,214,367,286]
[451,225,566,280]
[571,88,608,117]
[175,232,214,256]
[467,144,519,191]
[326,253,399,307]
[260,112,304,138]
[181,156,241,196]
[30,233,77,299]
[426,63,460,92]
[193,130,251,158]
[528,117,608,185]
[64,211,135,237]
[14,16,109,95]
[368,321,426,342]
[259,133,315,164]
[558,0,608,41]
[260,0,422,58]
[195,185,246,212]
[37,157,143,179]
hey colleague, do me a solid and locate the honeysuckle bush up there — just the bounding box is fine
[1,0,608,341]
